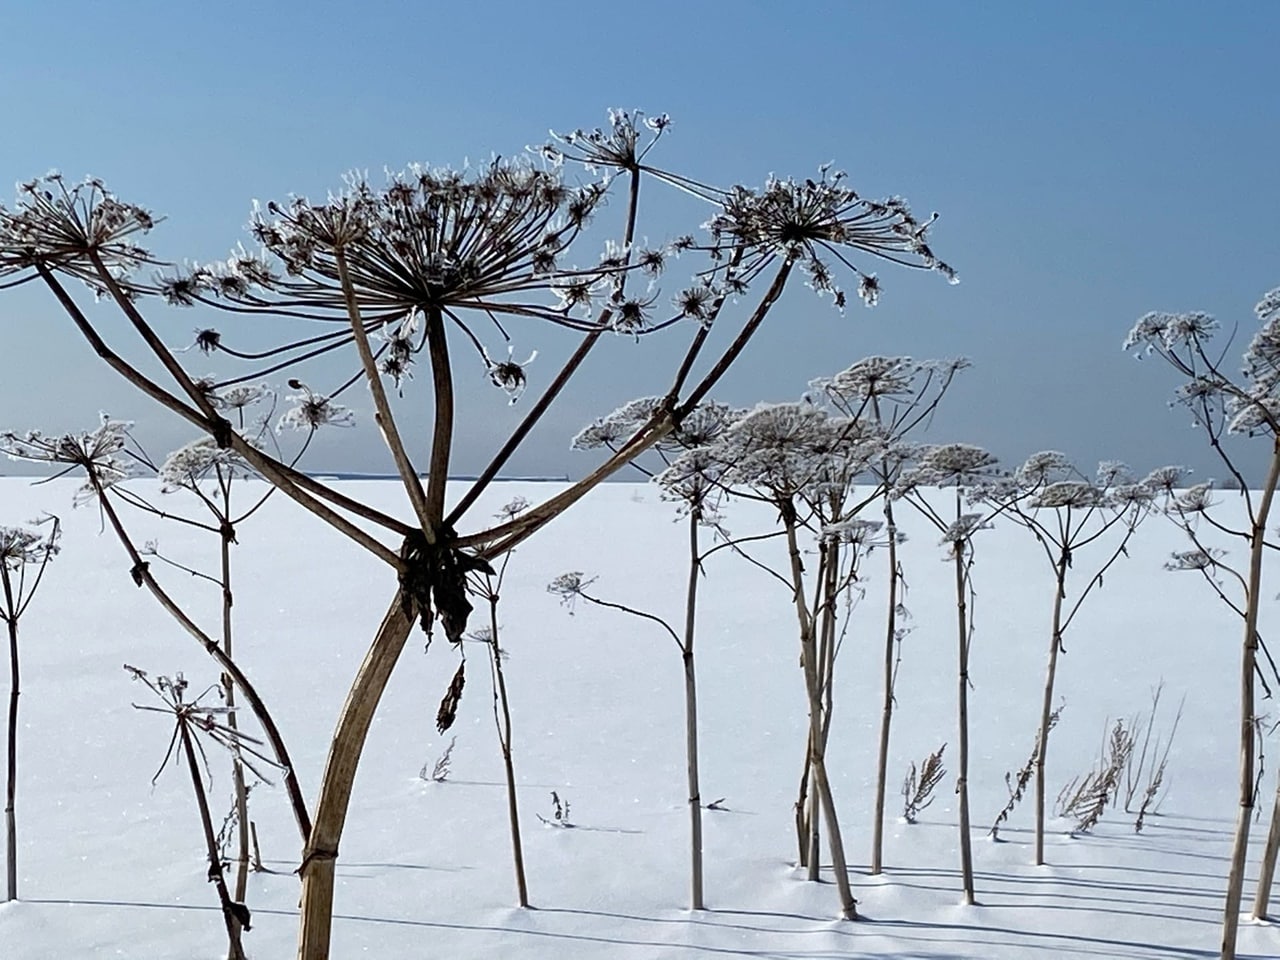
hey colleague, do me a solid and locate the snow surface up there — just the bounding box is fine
[1,476,1277,958]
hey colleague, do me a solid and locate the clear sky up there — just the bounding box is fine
[2,0,1277,483]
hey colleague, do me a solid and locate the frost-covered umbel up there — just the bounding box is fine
[1125,287,1280,436]
[0,173,159,293]
[713,402,881,500]
[572,398,741,456]
[814,356,969,407]
[703,167,957,310]
[0,416,133,504]
[0,520,59,570]
[897,443,1000,493]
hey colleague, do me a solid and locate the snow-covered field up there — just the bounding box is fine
[0,476,1276,958]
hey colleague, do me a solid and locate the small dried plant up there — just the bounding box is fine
[1123,683,1184,833]
[901,744,947,825]
[1,515,60,902]
[421,736,457,783]
[537,791,574,828]
[990,702,1063,841]
[1055,718,1137,834]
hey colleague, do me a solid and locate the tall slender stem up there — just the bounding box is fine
[487,591,528,908]
[1034,554,1068,866]
[783,508,856,919]
[219,520,252,903]
[683,509,705,910]
[1221,439,1280,959]
[871,494,899,875]
[953,517,976,905]
[1252,780,1280,919]
[3,568,18,902]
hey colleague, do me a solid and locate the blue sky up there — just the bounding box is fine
[2,0,1278,483]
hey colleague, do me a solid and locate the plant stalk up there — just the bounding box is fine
[179,721,246,960]
[683,509,705,910]
[1034,553,1069,866]
[953,535,976,906]
[297,593,415,960]
[487,594,529,908]
[871,495,899,875]
[3,568,18,902]
[1221,439,1280,959]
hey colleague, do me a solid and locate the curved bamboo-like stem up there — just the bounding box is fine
[297,592,415,960]
[1221,438,1280,959]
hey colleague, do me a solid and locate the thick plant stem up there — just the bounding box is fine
[1034,555,1068,866]
[179,722,245,960]
[4,570,18,902]
[424,306,454,525]
[297,593,415,960]
[871,496,900,875]
[783,511,856,919]
[1254,781,1280,920]
[487,596,528,908]
[683,511,705,910]
[1222,440,1280,960]
[953,540,976,906]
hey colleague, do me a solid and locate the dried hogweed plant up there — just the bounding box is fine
[121,383,300,903]
[1,515,59,902]
[693,394,893,919]
[1,109,954,955]
[558,398,740,911]
[978,452,1155,867]
[895,442,1009,905]
[124,665,285,960]
[1126,288,1280,955]
[810,355,968,875]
